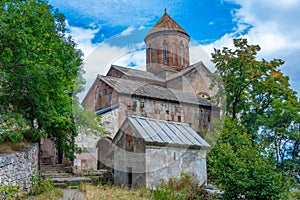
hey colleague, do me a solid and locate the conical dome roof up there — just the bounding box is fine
[146,11,189,38]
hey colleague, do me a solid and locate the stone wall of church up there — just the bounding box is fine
[117,95,215,133]
[113,126,146,188]
[82,79,98,112]
[146,32,190,73]
[166,63,216,99]
[145,146,207,187]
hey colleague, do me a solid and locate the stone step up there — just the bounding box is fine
[74,169,108,176]
[50,176,93,188]
[42,172,73,178]
[40,164,68,173]
[53,182,67,188]
[50,177,93,183]
[40,168,67,172]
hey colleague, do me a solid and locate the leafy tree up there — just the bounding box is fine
[207,117,291,200]
[0,0,105,161]
[211,38,299,166]
[208,38,299,197]
[211,38,297,121]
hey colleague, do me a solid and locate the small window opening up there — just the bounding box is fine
[149,48,152,65]
[163,43,168,64]
[128,167,132,187]
[180,43,184,65]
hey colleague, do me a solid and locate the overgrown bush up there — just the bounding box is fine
[289,188,300,200]
[29,174,54,196]
[0,185,19,200]
[0,113,29,143]
[152,173,207,200]
[207,117,292,200]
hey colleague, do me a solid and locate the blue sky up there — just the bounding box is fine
[48,0,300,99]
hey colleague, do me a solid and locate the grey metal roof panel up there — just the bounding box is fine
[167,123,192,144]
[135,117,162,142]
[128,116,210,147]
[152,120,173,143]
[99,75,211,106]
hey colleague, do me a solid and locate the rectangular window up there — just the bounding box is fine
[163,44,168,64]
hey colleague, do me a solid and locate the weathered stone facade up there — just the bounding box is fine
[145,146,207,187]
[145,12,190,73]
[0,143,38,193]
[80,11,217,187]
[113,117,209,187]
[83,70,217,138]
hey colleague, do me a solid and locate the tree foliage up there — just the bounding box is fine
[208,117,291,200]
[0,0,105,160]
[208,38,300,198]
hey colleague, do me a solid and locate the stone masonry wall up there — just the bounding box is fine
[118,95,214,133]
[145,146,207,187]
[0,143,38,193]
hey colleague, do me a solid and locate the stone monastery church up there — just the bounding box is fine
[79,11,219,187]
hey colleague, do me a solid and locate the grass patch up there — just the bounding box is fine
[153,173,207,200]
[0,141,30,153]
[79,183,152,200]
[23,188,63,200]
[79,173,208,200]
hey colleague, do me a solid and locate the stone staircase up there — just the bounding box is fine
[40,159,112,188]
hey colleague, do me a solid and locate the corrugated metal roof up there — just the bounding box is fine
[99,75,211,106]
[146,12,189,38]
[128,116,210,147]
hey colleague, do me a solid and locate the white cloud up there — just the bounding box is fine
[120,26,135,36]
[77,43,128,100]
[66,20,99,59]
[206,0,300,94]
[70,0,300,99]
[190,44,215,71]
[138,26,146,30]
[114,49,146,68]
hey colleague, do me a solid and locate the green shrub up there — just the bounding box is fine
[152,173,207,200]
[0,113,28,143]
[30,174,54,196]
[0,185,19,200]
[289,188,300,200]
[152,183,179,200]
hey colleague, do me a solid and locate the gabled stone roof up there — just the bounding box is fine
[166,61,212,81]
[109,65,164,84]
[146,12,189,37]
[99,75,211,106]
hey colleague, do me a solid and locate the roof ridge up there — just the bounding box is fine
[146,12,189,37]
[130,115,189,126]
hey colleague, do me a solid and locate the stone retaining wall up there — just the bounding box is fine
[0,143,38,193]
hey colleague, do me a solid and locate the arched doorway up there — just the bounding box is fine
[96,137,113,170]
